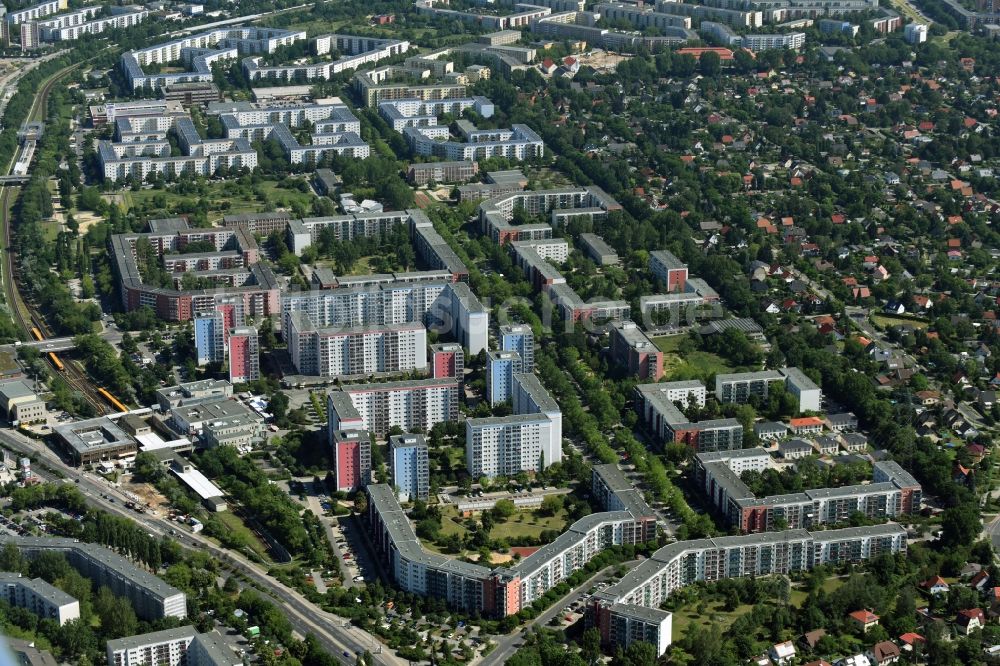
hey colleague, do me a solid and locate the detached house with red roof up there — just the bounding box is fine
[955,608,985,635]
[848,609,880,633]
[919,576,949,596]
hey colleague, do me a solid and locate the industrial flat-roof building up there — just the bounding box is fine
[54,417,138,466]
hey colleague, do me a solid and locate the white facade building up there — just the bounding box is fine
[286,313,428,377]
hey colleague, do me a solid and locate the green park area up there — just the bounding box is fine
[119,179,320,224]
[653,335,734,381]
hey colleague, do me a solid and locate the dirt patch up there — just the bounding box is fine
[576,49,630,73]
[124,481,170,516]
[413,191,432,208]
[490,552,513,564]
[74,211,105,234]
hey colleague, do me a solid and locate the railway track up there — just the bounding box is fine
[0,63,106,415]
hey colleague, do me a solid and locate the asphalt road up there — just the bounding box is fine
[479,563,633,666]
[0,429,402,666]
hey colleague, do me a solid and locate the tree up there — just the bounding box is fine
[354,493,368,515]
[941,504,980,548]
[493,499,516,519]
[581,627,602,664]
[539,494,564,516]
[700,50,722,77]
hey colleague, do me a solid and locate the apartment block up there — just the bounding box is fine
[227,326,259,384]
[390,434,430,502]
[244,34,409,81]
[591,464,657,520]
[99,114,257,182]
[379,96,494,132]
[579,233,619,266]
[214,100,369,163]
[282,280,485,355]
[500,324,535,372]
[695,448,923,532]
[0,574,79,625]
[715,370,785,404]
[468,372,562,478]
[780,367,822,412]
[5,537,186,620]
[405,122,543,162]
[37,6,148,42]
[194,298,244,365]
[332,429,372,492]
[636,381,741,451]
[486,350,522,405]
[609,321,664,381]
[407,160,479,185]
[107,626,197,666]
[592,524,907,655]
[327,378,460,437]
[366,482,653,618]
[648,250,688,292]
[286,313,427,378]
[430,342,465,381]
[121,27,306,90]
[5,0,65,26]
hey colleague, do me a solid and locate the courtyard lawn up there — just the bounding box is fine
[489,508,569,541]
[119,179,319,224]
[653,334,735,381]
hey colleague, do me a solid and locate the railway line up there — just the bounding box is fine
[0,63,111,415]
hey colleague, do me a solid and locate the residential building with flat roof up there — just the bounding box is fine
[332,429,372,492]
[715,370,785,404]
[695,449,923,533]
[0,574,79,625]
[635,382,741,451]
[609,321,664,381]
[286,313,428,378]
[5,537,186,620]
[579,233,619,265]
[390,433,430,502]
[467,372,562,478]
[780,366,822,412]
[486,350,522,405]
[106,626,197,666]
[327,378,460,437]
[591,524,907,655]
[500,324,534,372]
[649,249,687,292]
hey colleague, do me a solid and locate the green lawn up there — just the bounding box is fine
[672,601,754,637]
[871,314,929,330]
[790,576,847,607]
[121,179,319,224]
[490,508,568,540]
[215,511,273,563]
[651,334,734,380]
[424,505,569,553]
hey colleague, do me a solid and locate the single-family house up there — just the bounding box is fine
[848,609,880,633]
[955,608,985,635]
[770,641,796,665]
[867,641,900,666]
[919,576,950,596]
